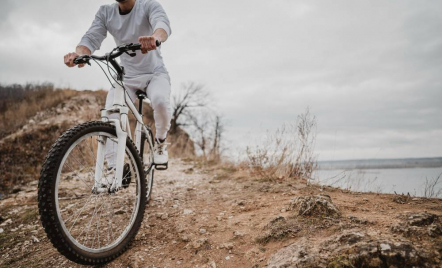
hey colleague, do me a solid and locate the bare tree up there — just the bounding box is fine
[210,115,224,160]
[169,81,226,161]
[170,82,209,134]
[188,112,211,159]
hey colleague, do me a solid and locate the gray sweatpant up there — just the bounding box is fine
[105,73,171,168]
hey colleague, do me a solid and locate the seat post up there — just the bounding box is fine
[138,98,143,114]
[135,90,146,115]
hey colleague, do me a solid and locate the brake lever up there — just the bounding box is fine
[125,51,137,57]
[74,56,91,66]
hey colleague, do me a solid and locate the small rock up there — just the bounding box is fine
[156,213,168,220]
[0,219,12,226]
[0,228,3,233]
[180,235,190,242]
[183,209,193,215]
[219,242,234,250]
[207,260,216,268]
[407,212,437,226]
[337,232,364,244]
[428,223,442,237]
[380,243,391,251]
[233,230,245,237]
[191,238,209,249]
[288,194,341,218]
[225,256,230,260]
[199,228,207,234]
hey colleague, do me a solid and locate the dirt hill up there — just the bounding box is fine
[0,90,442,268]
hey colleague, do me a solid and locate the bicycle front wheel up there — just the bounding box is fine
[38,121,146,265]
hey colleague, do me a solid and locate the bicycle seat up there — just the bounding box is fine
[135,90,147,100]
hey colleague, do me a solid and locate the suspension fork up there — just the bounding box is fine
[93,135,107,189]
[109,117,127,192]
[93,83,130,193]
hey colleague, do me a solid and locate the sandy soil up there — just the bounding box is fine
[1,158,442,268]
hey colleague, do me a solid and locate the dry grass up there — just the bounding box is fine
[246,108,317,181]
[423,173,442,199]
[0,122,72,193]
[0,83,79,138]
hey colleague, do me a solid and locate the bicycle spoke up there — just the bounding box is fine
[92,195,106,249]
[53,131,143,253]
[67,194,94,231]
[63,161,93,189]
[88,136,112,185]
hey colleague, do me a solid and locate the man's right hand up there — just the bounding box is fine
[64,52,85,68]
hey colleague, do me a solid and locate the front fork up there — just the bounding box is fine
[93,83,131,193]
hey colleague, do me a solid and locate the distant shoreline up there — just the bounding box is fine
[318,157,442,170]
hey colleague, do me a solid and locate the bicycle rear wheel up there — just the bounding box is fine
[38,121,146,265]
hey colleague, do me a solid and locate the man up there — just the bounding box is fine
[64,0,172,167]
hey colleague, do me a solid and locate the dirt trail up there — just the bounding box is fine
[1,158,442,267]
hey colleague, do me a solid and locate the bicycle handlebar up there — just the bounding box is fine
[73,41,161,65]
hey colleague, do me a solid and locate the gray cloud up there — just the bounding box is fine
[0,0,441,160]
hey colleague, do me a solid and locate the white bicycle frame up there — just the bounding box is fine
[93,83,154,193]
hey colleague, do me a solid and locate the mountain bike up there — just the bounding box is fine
[38,42,163,265]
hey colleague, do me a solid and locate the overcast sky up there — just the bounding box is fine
[1,0,441,161]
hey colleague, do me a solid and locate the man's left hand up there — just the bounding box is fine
[139,36,158,54]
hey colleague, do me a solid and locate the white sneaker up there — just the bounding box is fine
[154,139,169,165]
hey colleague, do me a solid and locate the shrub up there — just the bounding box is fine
[246,108,317,181]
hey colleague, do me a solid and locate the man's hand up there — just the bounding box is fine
[64,46,91,68]
[64,52,85,68]
[139,36,158,54]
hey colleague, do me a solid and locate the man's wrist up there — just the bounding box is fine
[76,45,92,56]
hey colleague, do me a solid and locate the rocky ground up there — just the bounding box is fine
[1,158,442,268]
[0,92,105,193]
[1,91,442,267]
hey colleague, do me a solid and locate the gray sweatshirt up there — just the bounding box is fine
[78,0,171,76]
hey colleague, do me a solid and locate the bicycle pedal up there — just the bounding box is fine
[155,163,168,171]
